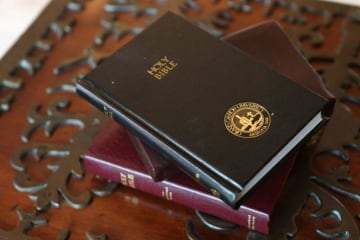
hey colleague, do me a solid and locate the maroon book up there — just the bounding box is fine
[84,120,295,234]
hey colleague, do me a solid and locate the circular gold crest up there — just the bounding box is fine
[224,102,271,138]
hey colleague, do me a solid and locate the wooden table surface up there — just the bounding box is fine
[1,0,360,59]
[0,0,360,239]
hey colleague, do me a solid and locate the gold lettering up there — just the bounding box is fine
[120,172,127,186]
[252,216,256,230]
[162,187,173,201]
[153,62,163,70]
[195,173,200,181]
[147,70,155,76]
[210,189,220,198]
[147,62,165,75]
[161,68,169,74]
[161,56,169,63]
[154,74,162,80]
[168,189,173,200]
[247,215,256,230]
[103,106,113,119]
[120,173,136,189]
[127,174,136,189]
[165,65,175,71]
[158,71,166,77]
[169,60,178,67]
[147,56,178,80]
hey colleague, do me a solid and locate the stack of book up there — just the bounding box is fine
[77,12,333,234]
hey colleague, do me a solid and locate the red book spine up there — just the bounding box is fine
[85,155,270,233]
[84,121,295,234]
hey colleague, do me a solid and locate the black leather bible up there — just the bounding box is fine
[77,12,330,208]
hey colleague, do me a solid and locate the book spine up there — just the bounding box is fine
[128,133,182,181]
[77,80,241,208]
[84,155,270,234]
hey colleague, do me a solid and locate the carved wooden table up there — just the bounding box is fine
[0,0,360,239]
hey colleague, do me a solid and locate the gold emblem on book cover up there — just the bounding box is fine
[224,102,271,138]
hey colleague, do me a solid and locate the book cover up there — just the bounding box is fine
[134,20,335,182]
[77,12,331,208]
[223,21,334,117]
[84,120,295,234]
[128,132,182,181]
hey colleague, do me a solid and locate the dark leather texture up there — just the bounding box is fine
[132,20,334,183]
[78,12,330,207]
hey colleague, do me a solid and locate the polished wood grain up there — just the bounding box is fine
[0,0,359,239]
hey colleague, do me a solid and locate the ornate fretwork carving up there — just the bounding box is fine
[66,0,87,12]
[46,73,83,94]
[16,56,47,76]
[228,0,251,13]
[195,10,233,37]
[104,0,158,17]
[49,19,77,39]
[94,14,144,45]
[0,76,22,113]
[85,232,108,240]
[11,97,105,210]
[58,0,88,19]
[56,229,108,240]
[32,40,54,52]
[0,210,47,240]
[91,179,119,197]
[2,0,360,239]
[53,48,111,75]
